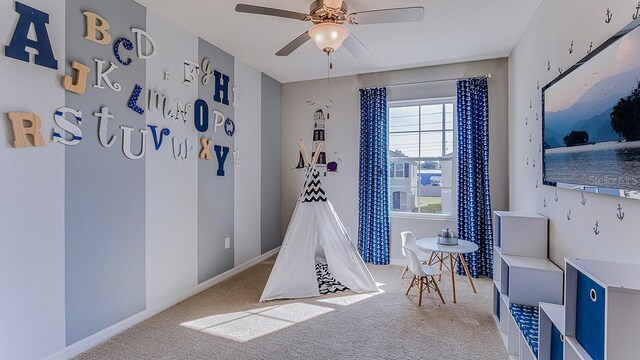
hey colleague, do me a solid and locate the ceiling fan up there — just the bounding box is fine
[235,0,425,58]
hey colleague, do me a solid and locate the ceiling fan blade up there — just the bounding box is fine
[343,34,371,59]
[276,32,311,56]
[235,4,309,21]
[350,7,425,24]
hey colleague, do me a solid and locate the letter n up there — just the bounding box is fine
[5,2,58,69]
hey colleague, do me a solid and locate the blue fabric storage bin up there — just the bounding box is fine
[550,324,563,360]
[576,272,605,360]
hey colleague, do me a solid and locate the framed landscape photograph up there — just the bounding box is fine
[543,19,640,199]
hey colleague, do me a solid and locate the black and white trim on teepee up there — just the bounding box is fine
[315,263,348,295]
[302,170,327,203]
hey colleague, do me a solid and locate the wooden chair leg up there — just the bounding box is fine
[431,276,446,304]
[405,276,416,295]
[418,277,424,306]
[427,252,434,265]
[425,277,431,293]
[400,266,408,279]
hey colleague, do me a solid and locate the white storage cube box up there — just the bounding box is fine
[539,303,565,360]
[494,211,548,258]
[564,258,640,360]
[503,255,563,307]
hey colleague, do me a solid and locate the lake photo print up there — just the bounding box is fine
[543,21,640,199]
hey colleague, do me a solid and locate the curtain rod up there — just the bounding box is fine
[357,73,492,91]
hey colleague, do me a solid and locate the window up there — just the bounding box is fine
[388,98,456,217]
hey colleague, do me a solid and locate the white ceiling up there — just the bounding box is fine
[136,0,542,83]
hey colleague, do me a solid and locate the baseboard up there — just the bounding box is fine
[44,247,281,360]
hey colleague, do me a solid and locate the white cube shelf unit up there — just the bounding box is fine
[564,258,640,360]
[539,302,565,360]
[502,254,564,307]
[492,211,563,360]
[494,211,548,258]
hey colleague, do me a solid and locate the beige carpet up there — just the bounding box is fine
[76,257,508,360]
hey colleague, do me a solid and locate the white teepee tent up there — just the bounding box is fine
[260,142,378,302]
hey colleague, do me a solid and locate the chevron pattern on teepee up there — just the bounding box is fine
[302,170,327,203]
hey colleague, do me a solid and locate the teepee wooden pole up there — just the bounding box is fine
[298,139,311,167]
[310,142,324,168]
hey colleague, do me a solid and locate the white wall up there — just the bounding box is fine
[281,58,509,264]
[509,0,640,266]
[0,1,282,358]
[0,1,66,359]
[145,12,199,309]
[234,59,262,266]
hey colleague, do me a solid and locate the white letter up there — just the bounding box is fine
[131,28,156,60]
[94,106,116,148]
[94,59,121,91]
[212,110,225,133]
[53,107,83,146]
[120,126,148,160]
[183,59,200,86]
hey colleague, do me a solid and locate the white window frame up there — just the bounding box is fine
[388,97,458,220]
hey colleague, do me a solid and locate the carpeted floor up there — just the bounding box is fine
[76,257,508,360]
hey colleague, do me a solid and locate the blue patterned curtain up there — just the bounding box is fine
[358,88,390,265]
[456,78,493,278]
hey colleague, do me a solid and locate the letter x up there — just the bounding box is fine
[200,138,212,160]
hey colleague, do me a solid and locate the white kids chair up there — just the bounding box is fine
[403,247,445,305]
[400,231,431,279]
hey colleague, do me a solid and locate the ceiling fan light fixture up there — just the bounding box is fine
[309,22,349,53]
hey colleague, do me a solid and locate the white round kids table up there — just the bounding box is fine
[416,237,479,303]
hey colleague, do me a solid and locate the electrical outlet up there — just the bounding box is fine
[224,237,231,249]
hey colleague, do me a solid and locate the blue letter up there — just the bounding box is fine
[148,125,170,150]
[113,37,133,66]
[194,99,209,132]
[214,145,230,176]
[5,2,58,69]
[213,71,230,105]
[128,85,145,115]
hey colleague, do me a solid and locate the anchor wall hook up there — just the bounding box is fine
[543,198,547,208]
[558,67,563,75]
[593,221,600,235]
[634,2,640,20]
[581,193,587,206]
[567,210,572,221]
[555,191,559,202]
[617,204,625,221]
[588,42,594,55]
[569,41,574,54]
[605,8,613,23]
[547,60,551,71]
